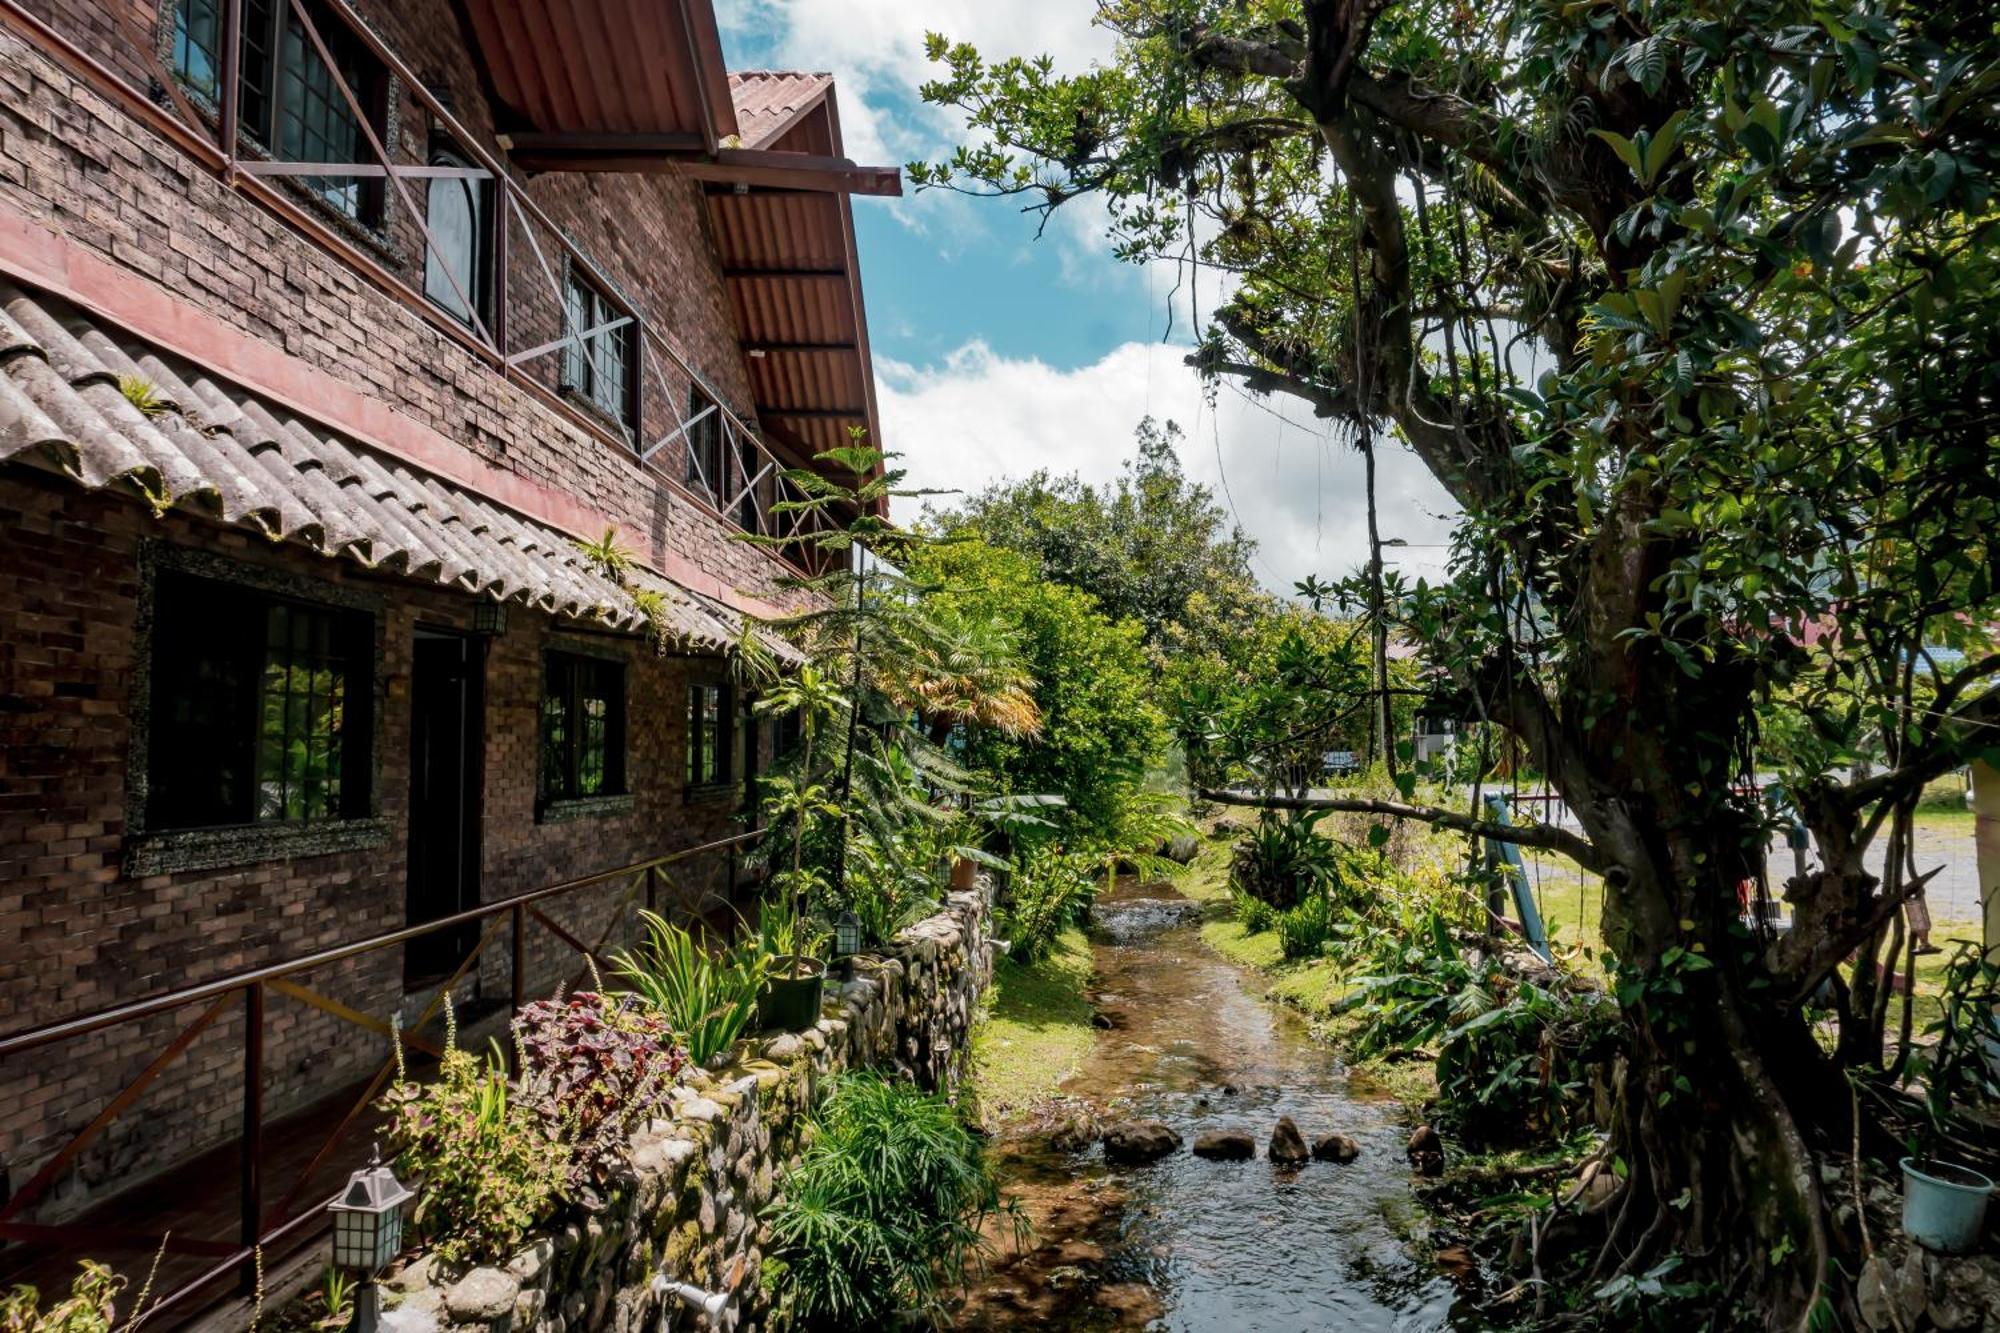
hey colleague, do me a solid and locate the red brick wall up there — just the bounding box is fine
[0,472,767,1216]
[0,0,816,1227]
[0,3,795,605]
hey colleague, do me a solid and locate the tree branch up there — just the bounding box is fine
[1180,27,1306,80]
[1838,668,2000,814]
[1197,786,1609,872]
[1192,306,1354,417]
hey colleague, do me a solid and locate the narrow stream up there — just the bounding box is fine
[961,876,1484,1331]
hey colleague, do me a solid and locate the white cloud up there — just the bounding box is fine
[720,0,1114,161]
[880,340,1461,595]
[718,0,1124,268]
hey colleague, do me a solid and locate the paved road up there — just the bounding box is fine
[1517,825,1987,931]
[1280,784,1991,934]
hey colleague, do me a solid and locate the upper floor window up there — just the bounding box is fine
[147,570,375,830]
[732,431,763,532]
[563,270,638,437]
[171,0,389,224]
[422,142,491,327]
[687,682,733,790]
[540,652,627,806]
[684,385,722,493]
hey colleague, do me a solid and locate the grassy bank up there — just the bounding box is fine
[1174,843,1439,1116]
[969,927,1096,1123]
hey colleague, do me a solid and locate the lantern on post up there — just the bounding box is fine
[327,1146,412,1333]
[833,909,862,977]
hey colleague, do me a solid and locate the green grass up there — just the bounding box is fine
[970,927,1095,1122]
[1912,773,1977,831]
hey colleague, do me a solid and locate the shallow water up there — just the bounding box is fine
[961,878,1481,1331]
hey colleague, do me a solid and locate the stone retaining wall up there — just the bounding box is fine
[381,884,993,1333]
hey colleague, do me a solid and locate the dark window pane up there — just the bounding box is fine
[148,571,371,832]
[541,653,625,804]
[734,432,761,532]
[238,0,279,148]
[276,4,369,218]
[539,664,571,801]
[563,276,636,435]
[172,0,222,99]
[685,387,721,492]
[686,683,729,787]
[423,149,486,325]
[772,709,802,761]
[562,279,590,394]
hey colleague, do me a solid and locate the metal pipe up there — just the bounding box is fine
[651,1275,728,1329]
[239,982,264,1295]
[218,0,241,171]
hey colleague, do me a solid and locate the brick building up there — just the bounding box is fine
[0,0,895,1314]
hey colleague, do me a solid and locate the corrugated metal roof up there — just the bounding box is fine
[713,75,881,475]
[0,281,787,658]
[459,0,738,145]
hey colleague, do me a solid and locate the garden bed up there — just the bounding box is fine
[374,886,992,1333]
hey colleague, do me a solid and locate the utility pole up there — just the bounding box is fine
[1361,431,1395,781]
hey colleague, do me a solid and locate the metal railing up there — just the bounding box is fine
[0,0,834,565]
[0,829,763,1326]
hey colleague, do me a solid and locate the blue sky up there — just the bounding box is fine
[716,0,1458,592]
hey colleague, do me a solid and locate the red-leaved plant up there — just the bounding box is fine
[512,990,687,1196]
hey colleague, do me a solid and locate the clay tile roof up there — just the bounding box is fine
[727,71,834,150]
[0,280,790,659]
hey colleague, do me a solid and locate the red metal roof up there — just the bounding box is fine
[457,0,738,149]
[713,74,884,473]
[449,7,889,490]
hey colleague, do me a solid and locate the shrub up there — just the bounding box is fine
[513,990,686,1192]
[2,1261,123,1333]
[612,910,766,1067]
[764,1073,1016,1328]
[1230,812,1342,909]
[1333,914,1616,1145]
[998,845,1096,964]
[1234,891,1275,934]
[1275,892,1335,960]
[378,1006,567,1266]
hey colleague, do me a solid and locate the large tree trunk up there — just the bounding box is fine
[1545,726,1850,1321]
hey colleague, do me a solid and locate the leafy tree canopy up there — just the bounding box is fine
[905,537,1170,846]
[915,0,2000,1321]
[927,416,1269,666]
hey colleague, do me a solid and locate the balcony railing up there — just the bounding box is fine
[0,0,835,566]
[0,830,764,1327]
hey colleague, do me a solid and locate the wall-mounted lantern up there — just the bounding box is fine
[472,598,508,637]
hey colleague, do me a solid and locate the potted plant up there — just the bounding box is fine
[1900,942,1999,1254]
[756,891,830,1032]
[750,665,846,1033]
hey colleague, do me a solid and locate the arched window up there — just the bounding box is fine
[423,147,488,326]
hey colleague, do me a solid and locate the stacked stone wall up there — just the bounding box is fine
[390,886,993,1333]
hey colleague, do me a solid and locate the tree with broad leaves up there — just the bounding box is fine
[927,415,1268,666]
[916,0,2000,1323]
